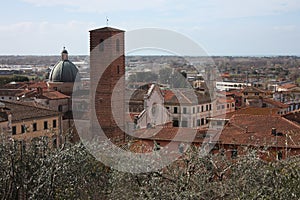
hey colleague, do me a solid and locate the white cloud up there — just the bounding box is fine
[21,0,300,18]
[211,0,300,18]
[0,21,94,55]
[0,22,34,33]
[21,0,170,13]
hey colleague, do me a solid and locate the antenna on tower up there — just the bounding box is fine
[106,16,109,27]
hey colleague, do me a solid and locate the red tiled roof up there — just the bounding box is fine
[133,126,218,143]
[218,91,238,97]
[279,83,297,90]
[219,114,300,148]
[283,111,300,125]
[2,82,28,89]
[213,107,281,119]
[263,98,289,109]
[242,86,269,94]
[162,89,175,102]
[229,90,243,97]
[0,89,26,97]
[39,91,70,100]
[217,97,235,104]
[0,100,60,123]
[28,82,48,90]
[221,73,230,78]
[132,113,300,149]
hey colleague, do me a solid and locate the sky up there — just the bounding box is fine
[1,0,300,56]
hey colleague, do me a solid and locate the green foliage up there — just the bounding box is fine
[0,75,29,86]
[0,138,109,199]
[0,138,300,199]
[296,77,300,85]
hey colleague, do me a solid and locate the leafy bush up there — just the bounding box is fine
[0,137,299,199]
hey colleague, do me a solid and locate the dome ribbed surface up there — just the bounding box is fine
[49,60,79,82]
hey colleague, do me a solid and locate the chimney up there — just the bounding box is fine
[37,87,43,96]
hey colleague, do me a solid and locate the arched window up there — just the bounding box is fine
[116,39,120,52]
[99,39,104,51]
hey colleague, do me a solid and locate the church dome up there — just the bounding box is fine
[49,48,79,83]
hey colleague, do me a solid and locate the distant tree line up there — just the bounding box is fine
[0,75,29,87]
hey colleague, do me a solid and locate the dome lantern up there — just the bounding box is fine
[49,48,79,83]
[61,47,69,61]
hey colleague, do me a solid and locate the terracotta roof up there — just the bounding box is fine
[279,88,300,94]
[161,89,172,101]
[14,101,50,110]
[133,126,218,143]
[279,83,297,90]
[284,111,300,124]
[132,112,300,149]
[2,81,49,90]
[242,86,268,94]
[2,82,28,89]
[217,97,235,104]
[0,100,60,123]
[230,90,243,97]
[28,82,48,90]
[0,88,43,99]
[129,85,212,107]
[263,98,289,108]
[213,107,281,119]
[218,90,242,96]
[219,114,300,148]
[221,73,230,78]
[39,91,70,100]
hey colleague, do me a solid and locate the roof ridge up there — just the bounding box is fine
[281,116,300,129]
[0,100,60,114]
[89,27,125,32]
[178,90,193,104]
[233,113,279,117]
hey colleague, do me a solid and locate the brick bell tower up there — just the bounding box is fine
[90,27,125,143]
